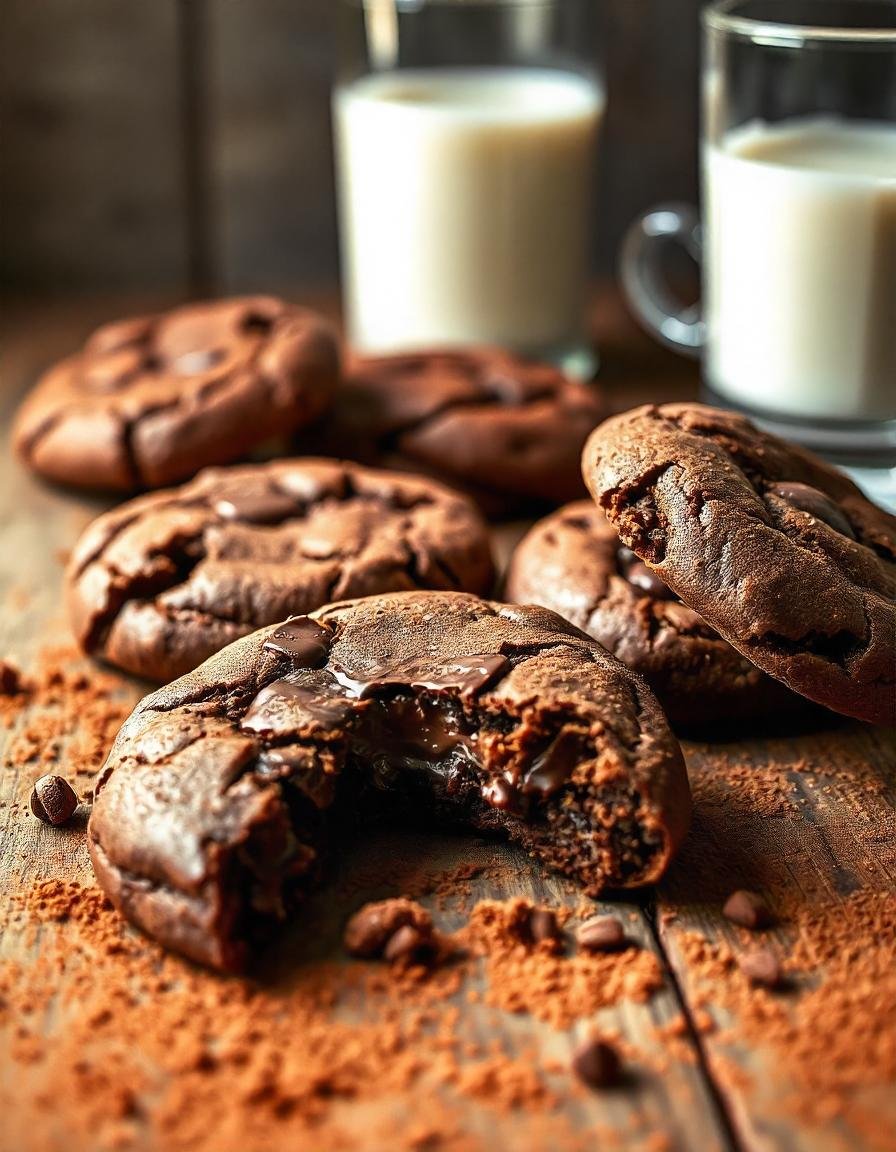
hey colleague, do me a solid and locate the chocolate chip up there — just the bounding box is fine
[343,898,433,959]
[571,1037,623,1089]
[382,924,433,965]
[528,908,561,944]
[723,889,773,930]
[770,481,856,540]
[738,947,784,988]
[0,659,23,695]
[30,775,78,826]
[576,915,627,953]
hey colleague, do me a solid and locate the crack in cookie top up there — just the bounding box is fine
[582,403,896,726]
[13,296,340,492]
[310,348,607,513]
[66,459,496,682]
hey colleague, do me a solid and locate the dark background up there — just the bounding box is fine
[0,0,701,299]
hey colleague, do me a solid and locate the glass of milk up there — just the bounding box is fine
[621,0,896,467]
[333,0,604,377]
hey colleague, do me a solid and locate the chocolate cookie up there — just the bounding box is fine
[506,502,809,729]
[67,459,495,682]
[13,297,340,492]
[88,591,690,970]
[583,404,896,726]
[309,349,606,517]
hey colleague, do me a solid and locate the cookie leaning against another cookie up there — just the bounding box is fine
[13,296,340,492]
[67,459,495,682]
[307,348,606,517]
[582,403,896,726]
[88,591,691,970]
[506,501,812,729]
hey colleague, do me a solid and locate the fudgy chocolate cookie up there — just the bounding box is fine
[583,404,896,726]
[67,459,495,682]
[88,591,690,970]
[13,297,340,492]
[309,349,606,516]
[506,502,809,729]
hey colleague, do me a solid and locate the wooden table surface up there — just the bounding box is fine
[0,291,894,1152]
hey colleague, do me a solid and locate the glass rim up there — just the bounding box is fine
[342,0,562,8]
[704,0,896,43]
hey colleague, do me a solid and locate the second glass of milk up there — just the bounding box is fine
[621,0,896,468]
[334,0,604,375]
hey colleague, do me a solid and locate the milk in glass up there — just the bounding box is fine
[334,68,604,354]
[704,118,896,421]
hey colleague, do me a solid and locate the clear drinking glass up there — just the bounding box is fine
[621,0,896,467]
[333,0,604,377]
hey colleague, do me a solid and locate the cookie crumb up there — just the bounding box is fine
[738,947,784,989]
[723,889,773,929]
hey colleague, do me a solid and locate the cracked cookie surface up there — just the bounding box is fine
[13,296,340,492]
[88,591,690,970]
[506,501,811,730]
[67,459,496,682]
[583,403,896,726]
[307,348,607,517]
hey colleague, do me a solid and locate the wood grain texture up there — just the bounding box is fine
[0,1,188,293]
[0,0,703,293]
[0,297,893,1152]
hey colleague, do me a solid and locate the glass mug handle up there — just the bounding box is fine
[619,203,705,358]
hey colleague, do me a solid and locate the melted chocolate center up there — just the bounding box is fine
[240,648,581,816]
[770,481,856,540]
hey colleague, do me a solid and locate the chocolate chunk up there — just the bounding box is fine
[771,481,856,540]
[30,775,78,826]
[576,915,627,953]
[213,490,300,525]
[343,898,433,959]
[738,947,784,988]
[522,730,583,798]
[528,908,561,944]
[571,1037,623,1089]
[382,924,434,965]
[263,618,332,667]
[723,889,773,930]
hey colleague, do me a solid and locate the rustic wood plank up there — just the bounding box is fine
[658,727,896,1152]
[0,2,188,294]
[0,301,726,1151]
[204,0,339,294]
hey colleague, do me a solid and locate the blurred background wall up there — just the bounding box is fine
[0,0,700,298]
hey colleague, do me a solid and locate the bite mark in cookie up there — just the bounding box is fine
[88,592,690,970]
